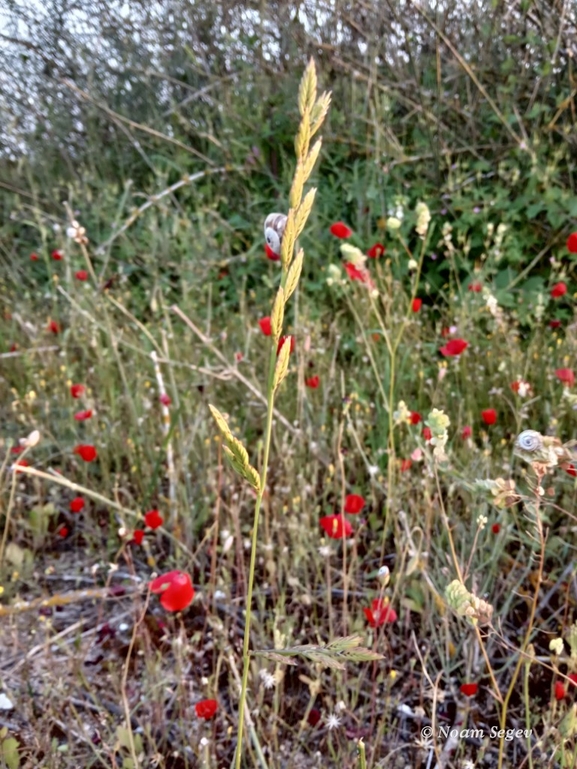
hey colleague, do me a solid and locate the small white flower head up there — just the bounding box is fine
[368,464,379,477]
[335,700,346,712]
[378,565,390,587]
[66,219,88,245]
[386,216,402,231]
[340,243,366,268]
[20,429,40,448]
[415,201,431,237]
[199,737,209,748]
[407,258,418,271]
[326,713,341,730]
[259,670,277,690]
[477,515,488,530]
[549,637,564,655]
[318,545,332,558]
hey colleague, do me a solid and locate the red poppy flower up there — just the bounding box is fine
[75,270,88,281]
[13,459,30,473]
[259,316,272,336]
[411,298,422,312]
[440,338,468,357]
[329,221,353,238]
[462,425,472,439]
[567,233,577,254]
[70,384,85,399]
[30,252,39,261]
[51,249,63,261]
[563,463,577,477]
[277,335,295,355]
[344,262,370,283]
[144,509,163,529]
[195,699,218,719]
[481,408,497,425]
[319,515,353,539]
[132,530,145,545]
[492,523,501,534]
[549,319,562,329]
[551,282,567,298]
[150,570,195,612]
[422,426,432,441]
[363,598,397,627]
[159,393,171,406]
[468,282,482,293]
[74,444,97,462]
[265,243,280,261]
[74,409,93,421]
[305,375,320,389]
[48,320,60,334]
[344,494,365,514]
[400,459,412,472]
[555,681,567,701]
[460,683,478,697]
[58,526,69,538]
[69,497,85,513]
[556,368,575,387]
[410,411,422,425]
[10,445,23,455]
[307,708,321,726]
[367,242,385,258]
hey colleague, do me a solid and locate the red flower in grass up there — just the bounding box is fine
[412,298,422,313]
[75,270,88,281]
[48,320,60,334]
[70,384,85,399]
[329,221,353,238]
[556,368,575,387]
[344,494,365,514]
[51,249,63,261]
[549,319,562,329]
[277,335,295,355]
[344,262,369,283]
[69,497,85,513]
[307,708,322,727]
[468,282,482,293]
[195,699,218,720]
[460,683,478,697]
[30,252,39,261]
[74,409,93,421]
[551,282,567,298]
[568,233,577,254]
[159,393,171,406]
[440,338,468,357]
[74,444,97,462]
[58,526,69,538]
[150,570,195,612]
[400,459,412,472]
[367,242,385,258]
[144,510,163,530]
[363,598,397,627]
[422,426,432,441]
[563,463,577,478]
[305,375,320,389]
[481,408,497,426]
[259,316,272,336]
[265,243,280,261]
[320,515,353,539]
[555,681,567,701]
[491,522,501,534]
[13,459,30,473]
[11,445,24,455]
[410,411,422,425]
[462,425,472,439]
[132,530,145,545]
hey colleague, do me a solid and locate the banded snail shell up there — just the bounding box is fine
[515,430,543,453]
[264,213,287,257]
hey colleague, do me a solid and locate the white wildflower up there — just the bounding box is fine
[415,201,431,237]
[386,216,401,231]
[259,670,277,690]
[549,638,564,655]
[326,713,341,730]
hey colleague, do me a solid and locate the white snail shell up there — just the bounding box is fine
[264,213,287,257]
[515,430,543,453]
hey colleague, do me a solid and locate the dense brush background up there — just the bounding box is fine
[1,2,577,768]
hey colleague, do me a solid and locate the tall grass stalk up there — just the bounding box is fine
[205,60,331,768]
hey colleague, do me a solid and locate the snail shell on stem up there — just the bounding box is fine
[264,213,287,257]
